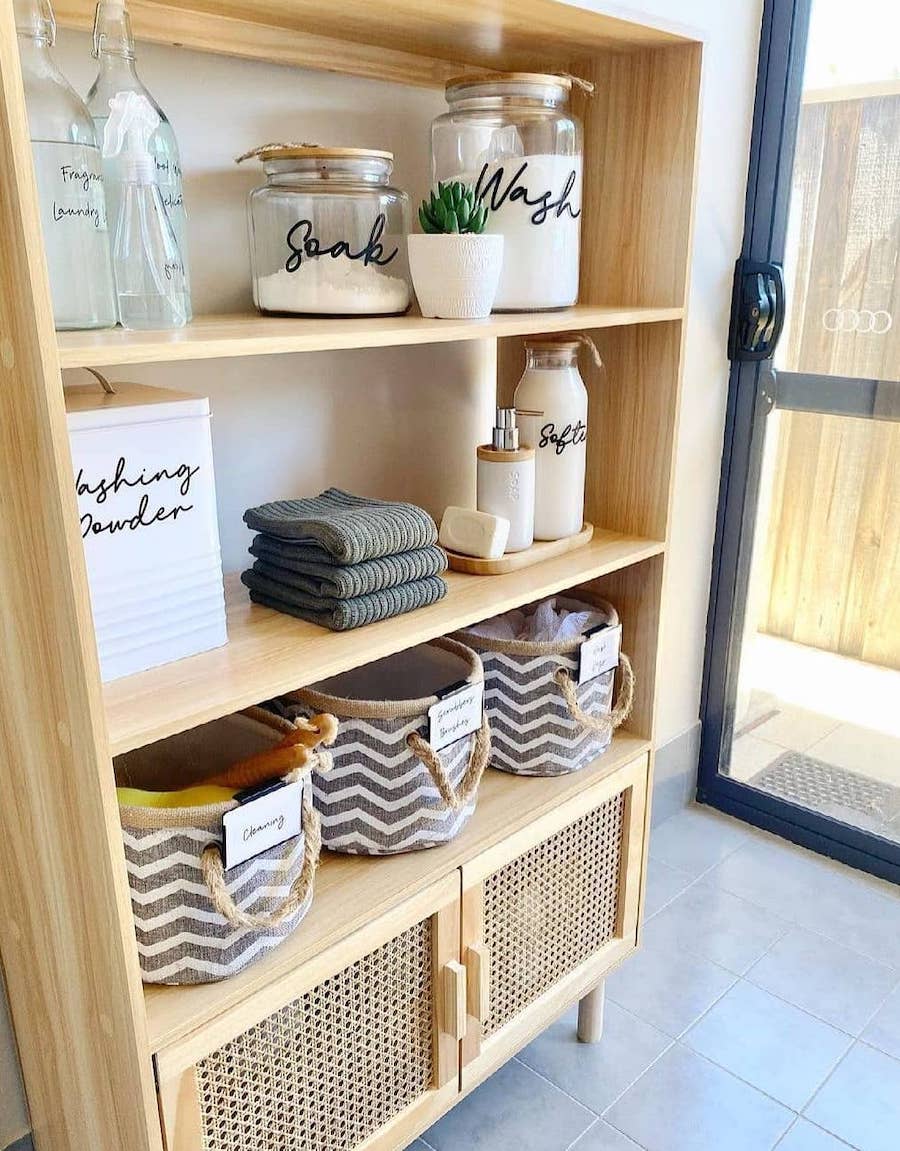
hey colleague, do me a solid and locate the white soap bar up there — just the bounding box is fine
[440,506,510,559]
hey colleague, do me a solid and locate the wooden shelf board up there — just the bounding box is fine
[57,306,685,370]
[104,531,664,756]
[143,731,651,1052]
[54,1,701,87]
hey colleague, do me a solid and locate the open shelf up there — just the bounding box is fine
[56,305,685,369]
[103,530,664,756]
[143,730,651,1053]
[53,0,697,86]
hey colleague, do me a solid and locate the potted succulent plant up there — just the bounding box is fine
[408,181,504,319]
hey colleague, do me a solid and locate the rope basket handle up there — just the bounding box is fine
[200,767,326,930]
[406,718,492,812]
[554,653,635,737]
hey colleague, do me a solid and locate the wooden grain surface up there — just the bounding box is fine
[53,0,699,84]
[104,531,665,756]
[56,306,685,369]
[0,9,161,1150]
[144,736,650,1052]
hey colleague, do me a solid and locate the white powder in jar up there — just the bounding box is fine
[451,153,582,311]
[256,257,411,316]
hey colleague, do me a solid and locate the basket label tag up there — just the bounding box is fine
[428,680,484,752]
[579,623,622,685]
[222,779,302,870]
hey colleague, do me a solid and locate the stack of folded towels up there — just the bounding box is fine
[241,488,448,631]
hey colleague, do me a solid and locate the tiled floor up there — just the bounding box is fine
[413,804,900,1151]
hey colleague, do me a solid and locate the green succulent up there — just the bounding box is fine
[418,181,489,235]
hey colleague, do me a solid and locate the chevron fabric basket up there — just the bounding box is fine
[453,597,634,778]
[287,638,491,855]
[116,708,327,985]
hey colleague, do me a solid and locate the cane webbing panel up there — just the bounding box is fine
[195,919,434,1150]
[483,792,625,1037]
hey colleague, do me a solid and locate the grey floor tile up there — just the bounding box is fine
[804,1042,900,1151]
[683,981,851,1110]
[649,806,750,878]
[423,1058,594,1151]
[644,857,695,918]
[705,836,900,968]
[644,881,788,974]
[404,1142,432,1150]
[861,982,900,1060]
[747,927,899,1035]
[604,1043,793,1151]
[606,939,736,1037]
[518,1002,671,1115]
[775,1118,855,1151]
[570,1120,643,1150]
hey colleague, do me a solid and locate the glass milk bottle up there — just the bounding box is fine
[432,73,582,311]
[87,0,192,320]
[514,335,589,540]
[15,0,117,330]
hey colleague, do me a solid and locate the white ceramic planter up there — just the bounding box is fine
[408,233,504,319]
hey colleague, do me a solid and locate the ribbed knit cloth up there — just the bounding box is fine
[249,538,448,599]
[243,489,438,564]
[241,568,447,631]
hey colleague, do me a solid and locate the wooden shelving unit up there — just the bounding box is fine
[105,532,664,755]
[0,2,703,1150]
[57,305,685,369]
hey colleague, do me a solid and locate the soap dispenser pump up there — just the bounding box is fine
[476,408,535,552]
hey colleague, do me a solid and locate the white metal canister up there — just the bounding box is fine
[65,377,227,681]
[514,335,590,541]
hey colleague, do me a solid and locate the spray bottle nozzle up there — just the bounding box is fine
[103,91,159,184]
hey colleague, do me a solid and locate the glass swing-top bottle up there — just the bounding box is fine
[15,0,117,330]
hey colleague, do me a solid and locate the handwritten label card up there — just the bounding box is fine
[222,779,302,870]
[428,680,485,752]
[579,623,622,685]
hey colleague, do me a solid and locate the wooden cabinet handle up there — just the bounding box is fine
[465,942,491,1024]
[442,960,467,1040]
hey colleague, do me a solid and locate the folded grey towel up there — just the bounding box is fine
[243,489,438,564]
[249,539,448,599]
[241,568,447,631]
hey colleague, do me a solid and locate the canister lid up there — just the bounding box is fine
[64,381,210,430]
[236,143,394,164]
[445,72,572,99]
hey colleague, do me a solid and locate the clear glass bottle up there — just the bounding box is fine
[86,0,191,320]
[432,73,582,312]
[15,0,117,330]
[514,335,589,540]
[240,146,411,316]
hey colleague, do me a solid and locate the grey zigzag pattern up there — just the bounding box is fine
[480,651,614,776]
[124,826,309,984]
[313,715,476,854]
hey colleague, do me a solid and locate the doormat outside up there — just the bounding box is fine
[750,751,900,842]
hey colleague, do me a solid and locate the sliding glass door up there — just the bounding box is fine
[699,0,900,882]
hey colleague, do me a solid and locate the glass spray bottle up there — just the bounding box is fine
[103,91,187,329]
[15,0,117,330]
[87,0,191,319]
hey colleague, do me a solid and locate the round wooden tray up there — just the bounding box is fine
[445,522,594,576]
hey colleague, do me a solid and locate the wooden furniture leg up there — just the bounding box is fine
[577,981,605,1043]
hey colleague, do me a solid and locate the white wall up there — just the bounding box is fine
[0,4,761,1143]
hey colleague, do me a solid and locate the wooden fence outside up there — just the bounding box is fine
[758,88,900,670]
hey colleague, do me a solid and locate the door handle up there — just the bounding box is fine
[465,942,491,1024]
[442,960,468,1041]
[728,259,786,362]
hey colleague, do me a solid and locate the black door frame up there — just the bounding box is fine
[697,0,900,886]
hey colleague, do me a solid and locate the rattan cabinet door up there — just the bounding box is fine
[155,873,463,1151]
[460,753,649,1087]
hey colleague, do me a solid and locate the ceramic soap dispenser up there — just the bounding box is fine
[476,408,535,552]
